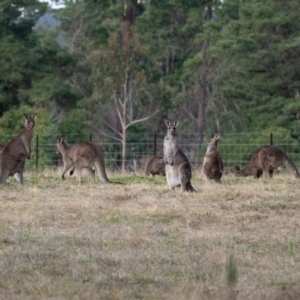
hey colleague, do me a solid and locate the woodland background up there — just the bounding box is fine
[1,0,300,172]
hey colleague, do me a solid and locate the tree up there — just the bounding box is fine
[212,0,300,136]
[0,0,81,133]
[83,1,158,173]
[0,0,46,115]
[180,0,220,144]
[136,0,225,163]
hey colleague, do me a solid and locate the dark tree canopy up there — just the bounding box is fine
[1,0,300,156]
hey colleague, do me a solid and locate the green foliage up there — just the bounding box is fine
[0,0,48,115]
[127,124,147,144]
[0,106,54,139]
[225,254,238,286]
[1,0,300,172]
[183,55,202,69]
[212,0,300,134]
[135,0,207,115]
[57,109,90,142]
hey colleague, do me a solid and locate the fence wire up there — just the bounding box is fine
[1,132,300,173]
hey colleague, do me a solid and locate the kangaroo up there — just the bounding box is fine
[163,120,194,192]
[235,145,300,179]
[0,138,22,183]
[202,136,223,183]
[235,146,265,179]
[0,114,36,184]
[56,137,112,184]
[144,156,165,177]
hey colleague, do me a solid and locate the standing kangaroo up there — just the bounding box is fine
[163,120,194,192]
[145,156,165,177]
[0,138,22,183]
[56,137,112,184]
[235,145,300,179]
[0,114,36,184]
[202,136,223,183]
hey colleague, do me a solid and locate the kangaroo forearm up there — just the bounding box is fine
[26,145,31,159]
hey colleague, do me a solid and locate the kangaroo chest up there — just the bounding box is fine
[164,137,178,158]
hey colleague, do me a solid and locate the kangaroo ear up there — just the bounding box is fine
[57,136,66,144]
[165,119,170,127]
[32,113,37,119]
[24,114,29,119]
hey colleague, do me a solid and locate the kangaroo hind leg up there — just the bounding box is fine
[75,166,83,183]
[87,168,96,183]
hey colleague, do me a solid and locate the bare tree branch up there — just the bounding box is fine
[87,121,123,143]
[125,109,159,130]
[183,106,196,120]
[114,95,124,127]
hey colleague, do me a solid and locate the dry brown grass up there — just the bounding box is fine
[1,169,300,300]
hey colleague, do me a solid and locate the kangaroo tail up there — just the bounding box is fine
[95,157,112,184]
[95,158,125,184]
[283,157,300,178]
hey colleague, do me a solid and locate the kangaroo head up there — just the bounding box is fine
[209,136,220,145]
[165,119,179,136]
[24,114,37,129]
[206,136,220,152]
[56,136,67,154]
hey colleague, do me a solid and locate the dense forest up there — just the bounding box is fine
[1,0,300,171]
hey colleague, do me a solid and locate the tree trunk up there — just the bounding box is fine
[121,125,126,174]
[196,0,213,145]
[196,82,207,146]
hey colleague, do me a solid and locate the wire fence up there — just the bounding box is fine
[2,132,300,173]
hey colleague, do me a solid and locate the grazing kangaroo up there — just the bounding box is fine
[144,156,165,177]
[56,137,112,184]
[202,136,223,183]
[235,146,265,179]
[235,145,300,179]
[163,120,194,192]
[0,114,36,184]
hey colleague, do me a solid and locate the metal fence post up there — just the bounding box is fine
[153,133,157,156]
[270,133,273,145]
[35,134,39,170]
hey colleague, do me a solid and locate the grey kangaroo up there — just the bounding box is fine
[163,120,194,192]
[144,156,165,177]
[0,138,22,183]
[56,137,112,184]
[202,136,223,183]
[235,145,300,179]
[0,114,36,184]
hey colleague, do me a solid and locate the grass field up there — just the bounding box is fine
[1,169,300,299]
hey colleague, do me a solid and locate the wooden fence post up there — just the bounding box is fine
[89,133,93,142]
